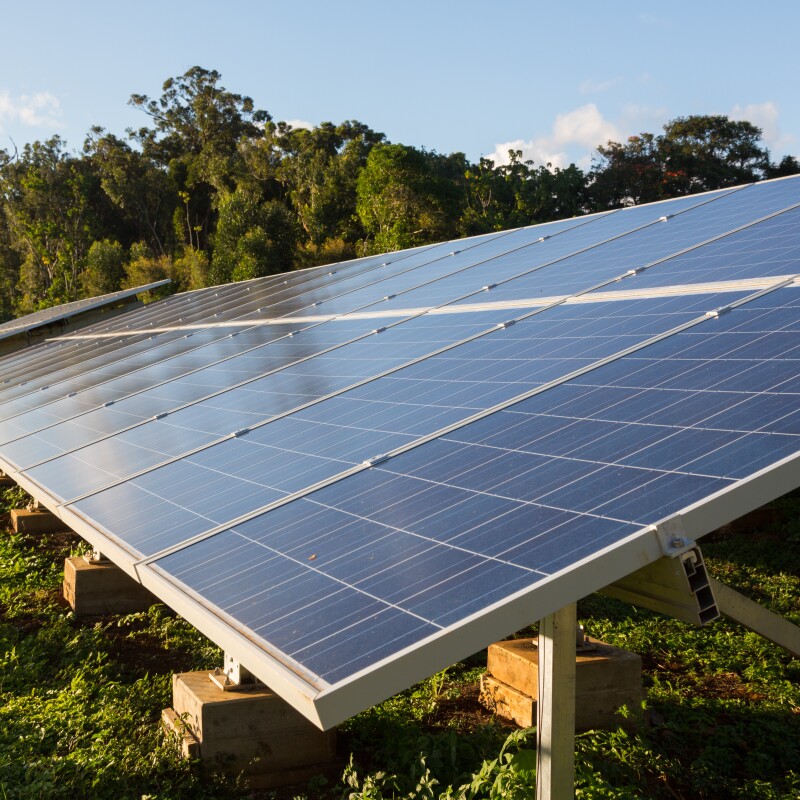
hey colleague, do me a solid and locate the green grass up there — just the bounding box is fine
[0,484,798,799]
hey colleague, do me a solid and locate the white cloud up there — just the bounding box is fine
[730,101,795,152]
[283,118,314,130]
[486,104,621,170]
[553,105,620,148]
[0,91,62,132]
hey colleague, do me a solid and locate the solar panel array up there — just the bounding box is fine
[0,280,171,342]
[1,176,800,727]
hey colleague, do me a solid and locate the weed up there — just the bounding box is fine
[0,481,798,798]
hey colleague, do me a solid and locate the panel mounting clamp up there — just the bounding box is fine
[652,515,695,557]
[363,454,389,467]
[705,305,732,318]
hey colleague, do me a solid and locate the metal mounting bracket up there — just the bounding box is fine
[85,547,109,564]
[652,515,696,557]
[208,652,263,692]
[602,544,719,626]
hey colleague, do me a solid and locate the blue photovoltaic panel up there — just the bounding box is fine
[63,290,749,555]
[25,179,792,512]
[12,187,782,508]
[0,175,799,727]
[374,189,737,314]
[0,279,171,341]
[0,185,749,468]
[0,228,568,456]
[151,284,800,686]
[0,241,439,406]
[602,205,800,293]
[449,177,800,308]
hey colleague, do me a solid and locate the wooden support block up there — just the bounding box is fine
[11,507,70,533]
[480,636,642,731]
[63,556,158,616]
[167,671,338,789]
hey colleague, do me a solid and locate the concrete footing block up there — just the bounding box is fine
[162,708,201,759]
[63,556,158,616]
[480,637,642,731]
[165,671,338,789]
[11,507,70,533]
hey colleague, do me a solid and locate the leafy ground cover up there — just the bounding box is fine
[0,484,798,799]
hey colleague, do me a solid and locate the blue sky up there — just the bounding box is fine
[1,1,797,169]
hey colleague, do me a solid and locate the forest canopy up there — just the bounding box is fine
[1,66,797,320]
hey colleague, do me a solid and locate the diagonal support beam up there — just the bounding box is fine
[536,603,576,800]
[601,546,719,626]
[709,577,800,658]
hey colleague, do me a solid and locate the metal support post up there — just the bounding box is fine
[536,603,576,800]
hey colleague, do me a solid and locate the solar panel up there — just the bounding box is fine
[0,279,173,343]
[2,175,800,729]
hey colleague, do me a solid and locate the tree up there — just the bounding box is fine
[462,152,588,233]
[766,154,800,179]
[210,190,298,284]
[173,247,210,291]
[122,241,174,299]
[129,67,271,250]
[462,156,518,234]
[84,128,177,256]
[356,144,462,252]
[660,115,770,192]
[275,120,384,255]
[0,153,20,321]
[589,115,772,208]
[81,238,125,297]
[589,133,668,208]
[0,137,102,311]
